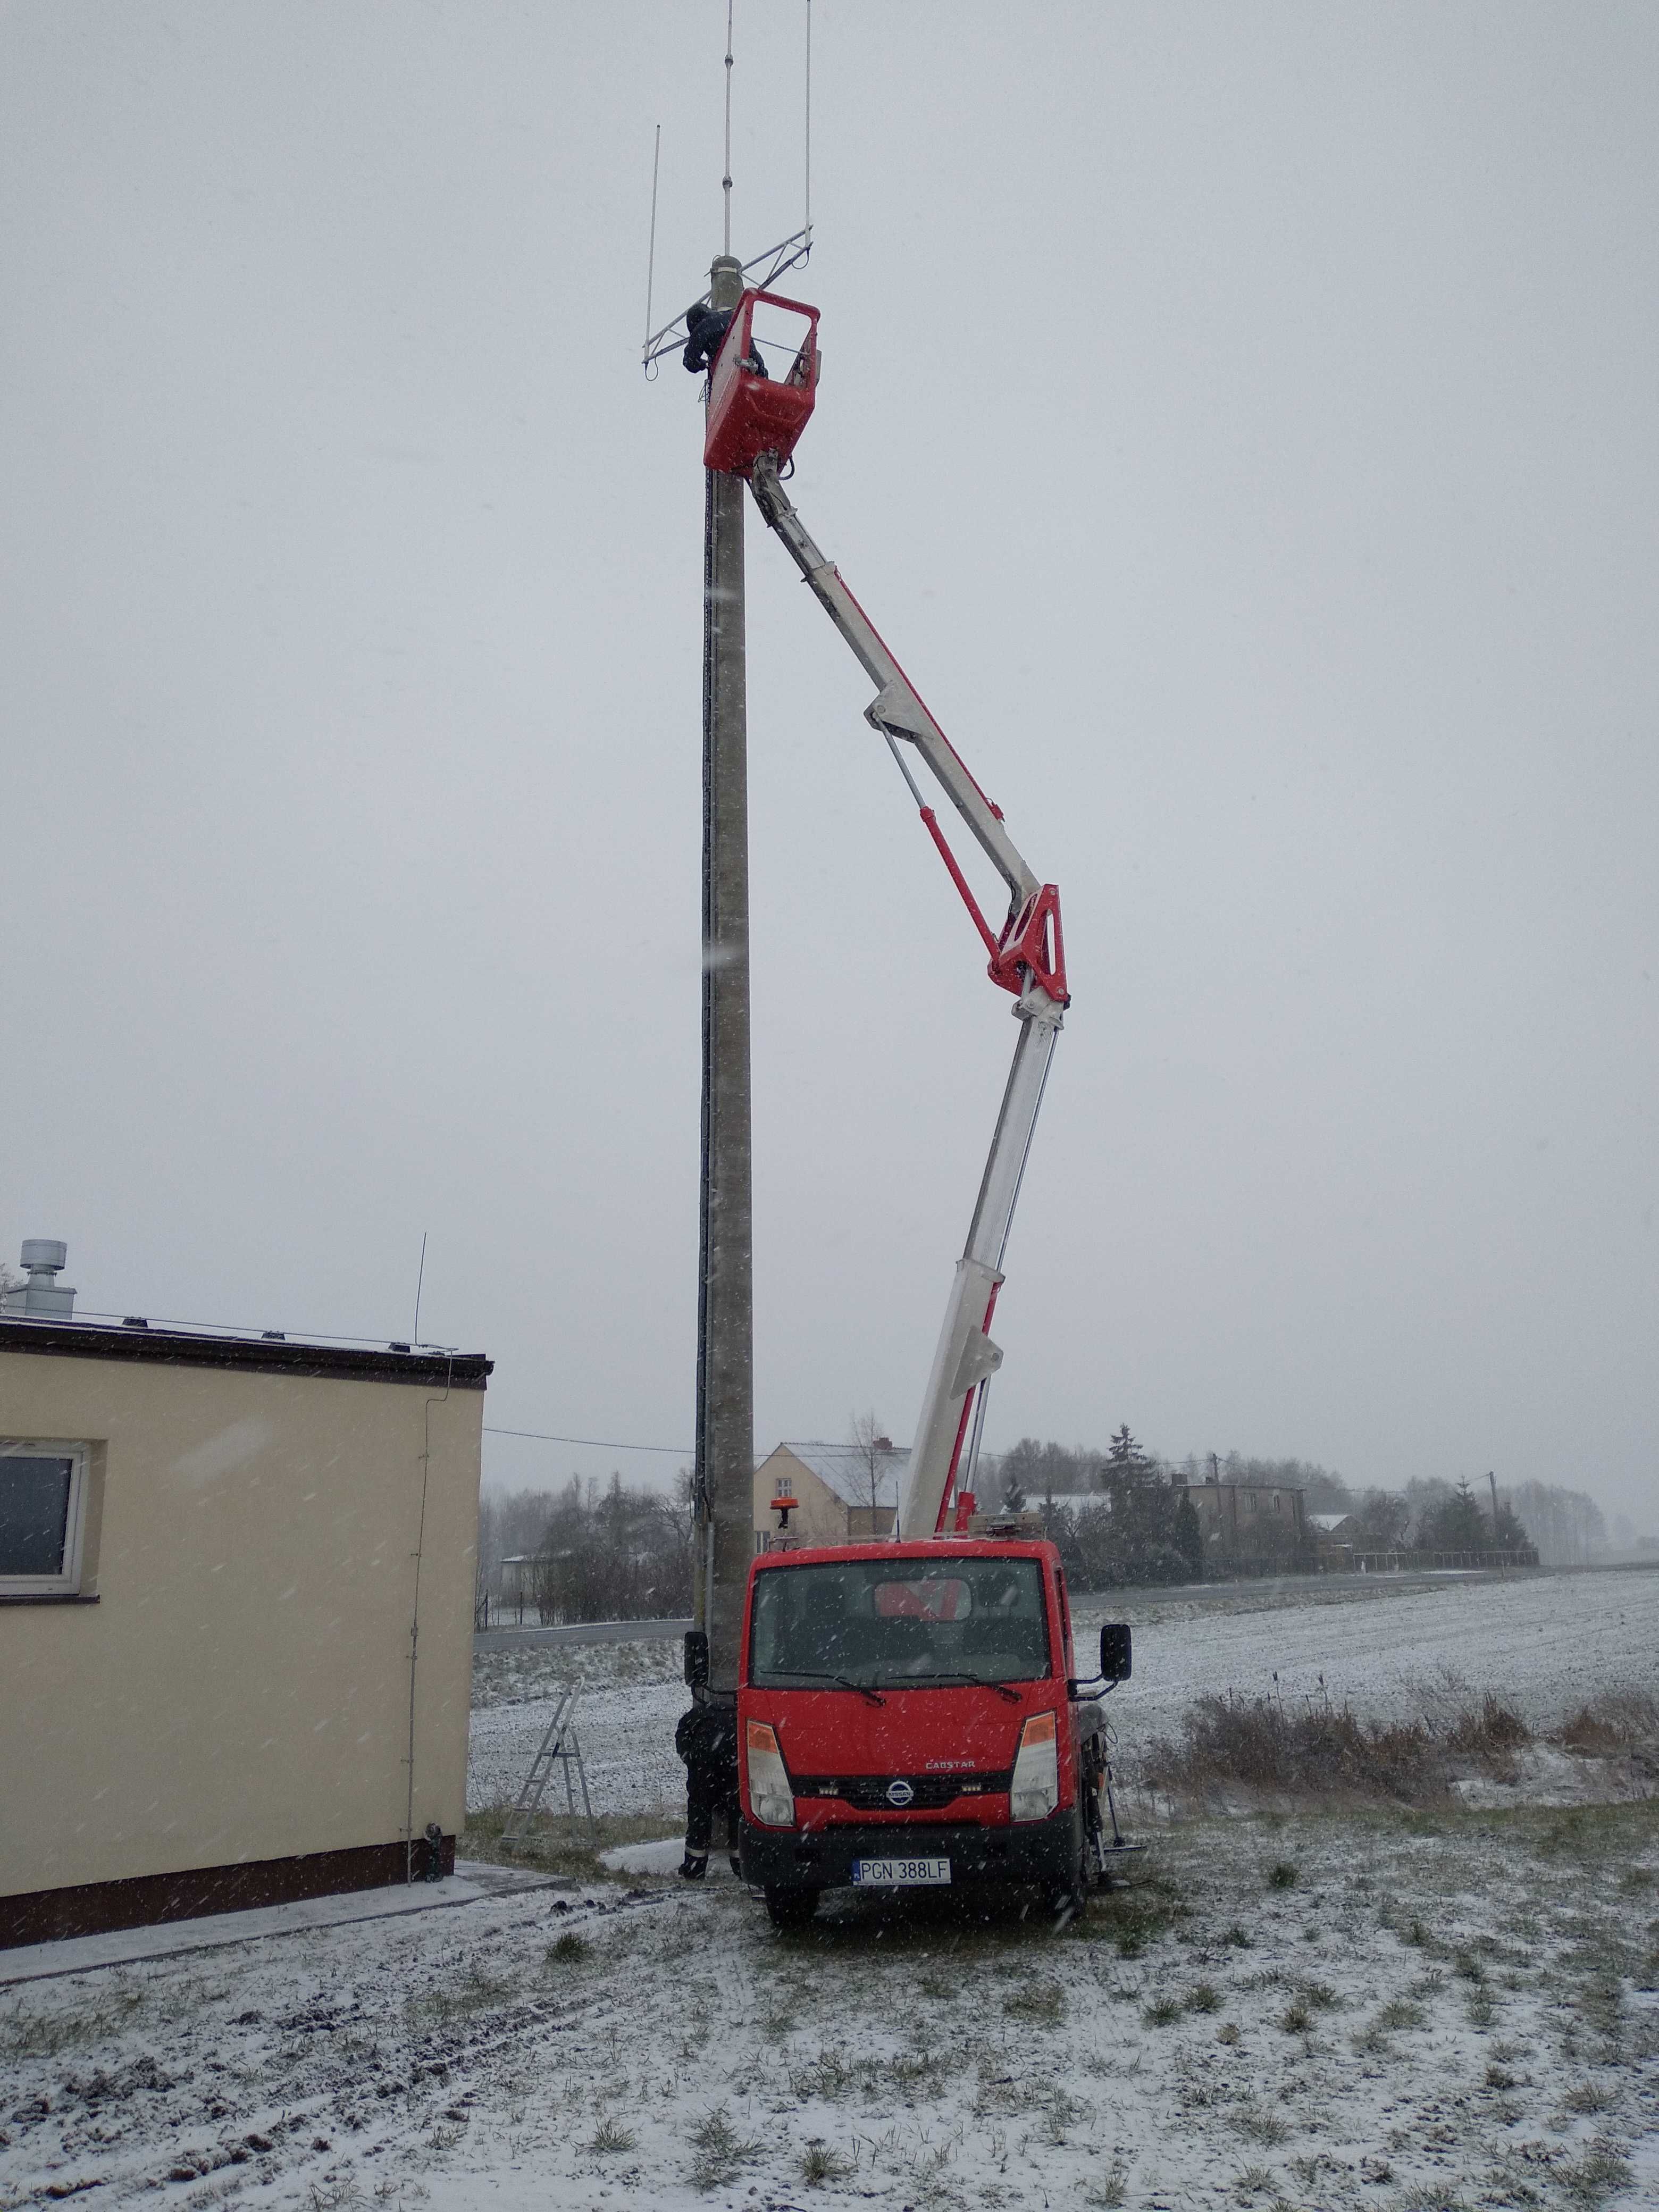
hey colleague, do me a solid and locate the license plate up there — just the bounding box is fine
[850,1856,951,1888]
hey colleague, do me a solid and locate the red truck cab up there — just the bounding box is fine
[734,1537,1129,1926]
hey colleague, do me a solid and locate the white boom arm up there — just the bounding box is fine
[748,455,1068,1540]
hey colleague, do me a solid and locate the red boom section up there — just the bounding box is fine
[918,806,1068,1006]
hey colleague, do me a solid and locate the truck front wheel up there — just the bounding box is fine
[764,1884,820,1931]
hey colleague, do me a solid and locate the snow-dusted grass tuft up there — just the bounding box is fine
[686,2106,761,2191]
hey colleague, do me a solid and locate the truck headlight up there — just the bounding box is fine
[1010,1711,1059,1823]
[745,1720,795,1828]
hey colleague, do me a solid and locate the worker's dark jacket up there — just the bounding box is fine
[676,1701,739,1851]
[682,308,734,375]
[683,307,768,380]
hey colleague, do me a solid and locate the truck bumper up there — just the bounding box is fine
[739,1811,1080,1894]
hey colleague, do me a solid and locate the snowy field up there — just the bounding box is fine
[4,1803,1656,2209]
[5,1568,1657,2210]
[468,1568,1659,1819]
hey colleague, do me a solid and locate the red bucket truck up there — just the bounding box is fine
[734,1539,1132,1926]
[678,293,1136,1921]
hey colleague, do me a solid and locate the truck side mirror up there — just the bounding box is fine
[1100,1623,1132,1682]
[683,1629,709,1688]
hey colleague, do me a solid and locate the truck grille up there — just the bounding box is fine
[793,1771,1013,1812]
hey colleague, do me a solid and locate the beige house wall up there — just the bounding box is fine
[751,1446,898,1551]
[1,1348,483,1903]
[752,1446,848,1550]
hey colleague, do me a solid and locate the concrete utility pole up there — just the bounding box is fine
[693,252,755,1696]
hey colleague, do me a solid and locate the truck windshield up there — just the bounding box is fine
[749,1557,1050,1689]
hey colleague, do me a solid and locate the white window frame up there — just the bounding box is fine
[0,1439,91,1596]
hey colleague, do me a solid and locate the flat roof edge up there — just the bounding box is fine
[0,1320,490,1390]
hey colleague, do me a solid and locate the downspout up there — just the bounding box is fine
[406,1355,455,1882]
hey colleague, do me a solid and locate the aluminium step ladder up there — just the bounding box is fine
[500,1683,597,1848]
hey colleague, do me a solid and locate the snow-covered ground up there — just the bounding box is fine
[5,1569,1657,2209]
[4,1805,1655,2208]
[468,1568,1659,1819]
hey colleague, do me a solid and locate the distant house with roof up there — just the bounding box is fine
[1307,1510,1357,1570]
[1180,1470,1312,1576]
[752,1439,909,1552]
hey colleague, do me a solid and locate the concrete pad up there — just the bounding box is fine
[598,1834,741,1879]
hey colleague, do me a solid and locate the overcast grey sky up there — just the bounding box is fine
[3,3,1655,1524]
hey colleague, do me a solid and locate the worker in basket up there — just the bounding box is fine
[683,299,767,380]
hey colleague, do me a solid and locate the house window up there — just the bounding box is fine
[0,1441,90,1596]
[1273,1494,1282,1513]
[1245,1493,1258,1513]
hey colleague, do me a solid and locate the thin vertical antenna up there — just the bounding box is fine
[722,0,734,256]
[413,1231,428,1345]
[644,124,661,355]
[803,0,812,237]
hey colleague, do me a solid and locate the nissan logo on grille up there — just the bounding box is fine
[885,1778,915,1808]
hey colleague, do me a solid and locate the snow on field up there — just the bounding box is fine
[4,1803,1656,2208]
[468,1568,1659,1819]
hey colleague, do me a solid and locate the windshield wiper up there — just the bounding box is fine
[902,1671,1024,1704]
[769,1669,886,1707]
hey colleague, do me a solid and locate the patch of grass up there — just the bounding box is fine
[801,2142,853,2186]
[1085,2163,1128,2209]
[1071,1875,1185,1958]
[404,1960,520,2028]
[1561,2081,1610,2115]
[0,1985,146,2060]
[1041,2085,1089,2144]
[1216,2021,1242,2046]
[1233,2165,1275,2197]
[547,1930,591,1966]
[687,2107,760,2192]
[462,1804,678,1884]
[1222,1924,1254,1949]
[1556,2143,1633,2203]
[1556,1691,1659,1756]
[1236,2107,1292,2148]
[1267,1861,1298,1889]
[1394,2188,1469,2212]
[1485,2062,1518,2089]
[589,2115,636,2155]
[1142,1995,1184,2026]
[1186,1981,1221,2014]
[1004,1979,1066,2026]
[1376,1999,1427,2032]
[1279,1995,1312,2033]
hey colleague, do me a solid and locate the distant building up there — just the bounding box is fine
[1307,1510,1358,1570]
[1,1243,489,1949]
[752,1439,908,1551]
[1179,1472,1311,1577]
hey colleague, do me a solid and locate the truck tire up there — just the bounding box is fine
[764,1885,820,1931]
[1044,1810,1090,1922]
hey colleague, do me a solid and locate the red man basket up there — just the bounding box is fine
[703,289,820,477]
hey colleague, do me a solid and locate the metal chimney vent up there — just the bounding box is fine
[2,1239,77,1320]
